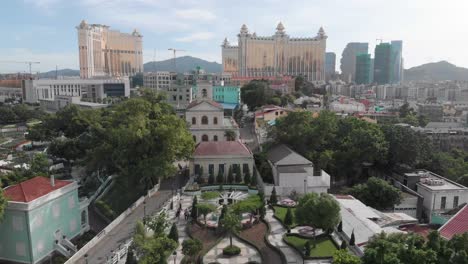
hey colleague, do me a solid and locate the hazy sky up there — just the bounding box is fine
[1,0,467,73]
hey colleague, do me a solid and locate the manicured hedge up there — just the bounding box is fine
[223,245,241,256]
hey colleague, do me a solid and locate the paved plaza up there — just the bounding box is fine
[204,236,261,264]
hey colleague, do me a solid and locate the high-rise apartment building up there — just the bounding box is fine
[340,43,368,83]
[221,23,327,82]
[325,52,336,81]
[355,53,371,84]
[391,40,403,84]
[77,20,143,79]
[374,43,392,84]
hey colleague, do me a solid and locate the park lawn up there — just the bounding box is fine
[273,206,296,227]
[201,191,220,200]
[284,235,338,258]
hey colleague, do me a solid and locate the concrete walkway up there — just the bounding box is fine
[166,194,195,264]
[265,209,303,264]
[204,236,261,264]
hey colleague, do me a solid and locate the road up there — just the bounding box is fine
[239,117,259,153]
[75,173,187,264]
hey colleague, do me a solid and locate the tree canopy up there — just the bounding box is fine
[348,177,402,210]
[0,184,6,222]
[270,111,388,181]
[333,250,361,264]
[362,231,468,264]
[26,91,194,210]
[295,193,341,231]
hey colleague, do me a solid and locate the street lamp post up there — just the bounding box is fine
[172,251,177,264]
[304,178,307,194]
[84,254,88,264]
[143,200,147,225]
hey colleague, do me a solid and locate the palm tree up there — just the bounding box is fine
[221,211,242,247]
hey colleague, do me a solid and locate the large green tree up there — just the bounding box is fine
[348,177,402,210]
[196,203,216,226]
[295,193,341,231]
[182,238,202,263]
[333,250,361,264]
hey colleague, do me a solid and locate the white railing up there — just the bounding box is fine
[64,184,160,264]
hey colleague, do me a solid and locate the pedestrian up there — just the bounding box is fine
[184,209,188,220]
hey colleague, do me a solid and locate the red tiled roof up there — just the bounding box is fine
[194,141,252,156]
[4,176,73,203]
[439,204,468,240]
[186,100,222,110]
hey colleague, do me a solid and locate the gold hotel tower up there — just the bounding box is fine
[222,22,327,82]
[77,20,143,79]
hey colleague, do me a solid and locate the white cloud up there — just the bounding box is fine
[175,32,215,43]
[175,9,216,21]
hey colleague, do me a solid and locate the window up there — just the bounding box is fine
[243,164,249,174]
[454,196,459,208]
[192,117,196,125]
[202,116,208,125]
[275,111,279,116]
[194,164,201,175]
[202,135,209,141]
[214,117,218,125]
[202,89,207,98]
[441,196,446,209]
[219,164,225,175]
[214,135,218,141]
[192,135,196,142]
[209,164,214,175]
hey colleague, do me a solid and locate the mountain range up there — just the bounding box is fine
[38,57,468,82]
[403,61,468,82]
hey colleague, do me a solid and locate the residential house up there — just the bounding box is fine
[0,176,89,264]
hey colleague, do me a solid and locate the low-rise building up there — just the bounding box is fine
[265,144,330,196]
[191,140,254,179]
[185,100,239,143]
[39,95,107,111]
[0,176,89,264]
[334,194,416,256]
[411,122,468,152]
[22,78,130,104]
[438,204,468,240]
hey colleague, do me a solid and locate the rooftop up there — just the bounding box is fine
[193,141,252,157]
[4,176,73,203]
[439,204,468,240]
[186,99,223,110]
[267,144,312,166]
[410,170,468,191]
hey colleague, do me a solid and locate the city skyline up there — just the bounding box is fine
[1,0,468,73]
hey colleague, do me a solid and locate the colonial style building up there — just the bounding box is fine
[221,22,327,82]
[0,177,89,263]
[191,140,254,179]
[76,20,143,78]
[185,99,239,144]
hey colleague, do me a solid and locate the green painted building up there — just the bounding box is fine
[355,53,371,84]
[0,176,89,264]
[373,43,392,84]
[212,85,240,105]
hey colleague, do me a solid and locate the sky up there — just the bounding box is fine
[1,0,468,73]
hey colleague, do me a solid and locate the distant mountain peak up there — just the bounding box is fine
[404,61,468,82]
[144,56,221,73]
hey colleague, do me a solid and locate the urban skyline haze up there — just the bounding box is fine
[1,0,467,73]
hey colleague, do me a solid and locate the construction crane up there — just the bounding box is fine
[167,48,185,72]
[0,60,40,75]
